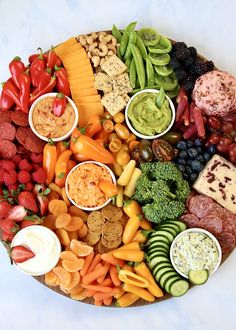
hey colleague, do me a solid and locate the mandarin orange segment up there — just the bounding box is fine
[64,216,83,232]
[62,259,85,272]
[61,188,71,206]
[70,289,87,301]
[69,283,83,295]
[70,239,93,257]
[53,267,72,287]
[68,230,78,241]
[60,285,70,294]
[68,205,88,222]
[48,190,60,201]
[44,270,59,286]
[42,214,56,230]
[60,251,78,261]
[55,213,72,229]
[64,272,81,291]
[77,223,88,239]
[55,228,71,246]
[65,245,72,251]
[49,200,68,216]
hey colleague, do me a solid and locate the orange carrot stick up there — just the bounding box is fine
[80,252,94,277]
[103,297,113,306]
[101,253,125,267]
[94,288,120,301]
[97,262,110,283]
[83,289,97,297]
[94,299,103,306]
[109,266,121,287]
[81,284,112,293]
[82,266,108,285]
[100,277,112,286]
[86,254,102,274]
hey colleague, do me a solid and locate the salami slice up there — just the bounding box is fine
[0,122,16,141]
[221,209,236,235]
[16,127,31,146]
[11,111,28,127]
[188,194,215,219]
[24,131,45,153]
[180,213,200,228]
[0,111,13,123]
[216,231,236,253]
[198,215,222,236]
[0,140,17,159]
[186,191,196,209]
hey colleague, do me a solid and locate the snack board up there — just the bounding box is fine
[0,23,236,307]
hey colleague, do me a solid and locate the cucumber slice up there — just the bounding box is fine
[188,269,209,285]
[149,255,170,268]
[169,280,189,297]
[154,72,178,91]
[158,223,180,234]
[165,84,180,99]
[149,53,170,66]
[146,241,170,251]
[146,246,169,255]
[164,275,182,293]
[148,234,170,245]
[155,267,174,281]
[167,220,187,232]
[152,262,171,275]
[157,226,178,237]
[149,252,169,260]
[138,27,160,46]
[159,271,179,287]
[148,36,172,54]
[154,64,173,77]
[152,230,175,243]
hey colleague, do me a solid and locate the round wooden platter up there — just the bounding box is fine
[2,32,235,307]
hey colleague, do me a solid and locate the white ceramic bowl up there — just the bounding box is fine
[125,89,175,140]
[11,225,61,276]
[170,228,222,279]
[65,161,117,212]
[29,92,79,142]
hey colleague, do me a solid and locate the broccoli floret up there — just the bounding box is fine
[142,200,185,223]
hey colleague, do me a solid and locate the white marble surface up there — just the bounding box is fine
[0,0,236,329]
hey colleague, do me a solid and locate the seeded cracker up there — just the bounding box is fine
[102,205,123,222]
[113,72,133,95]
[101,91,127,116]
[87,211,106,234]
[102,221,123,240]
[94,72,113,93]
[102,236,122,249]
[101,54,127,77]
[85,232,101,246]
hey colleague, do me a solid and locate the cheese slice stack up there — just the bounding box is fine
[55,37,104,127]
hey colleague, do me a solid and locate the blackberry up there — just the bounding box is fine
[182,75,195,92]
[170,57,181,70]
[192,59,208,76]
[175,48,191,61]
[188,46,197,58]
[175,68,187,82]
[206,60,215,71]
[183,56,195,69]
[172,42,187,52]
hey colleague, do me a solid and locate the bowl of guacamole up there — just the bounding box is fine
[125,89,175,139]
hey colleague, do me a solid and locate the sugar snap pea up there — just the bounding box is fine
[156,87,165,108]
[130,44,146,89]
[112,24,122,43]
[136,35,148,60]
[120,22,137,56]
[125,56,132,70]
[124,30,137,60]
[130,85,161,95]
[117,45,122,60]
[146,56,154,86]
[129,58,137,89]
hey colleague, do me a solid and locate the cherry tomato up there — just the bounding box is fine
[103,119,114,133]
[216,136,233,153]
[113,163,123,176]
[221,122,234,134]
[109,133,119,141]
[152,139,175,161]
[207,116,221,130]
[140,139,151,147]
[126,133,136,144]
[116,150,131,166]
[103,111,112,120]
[161,131,182,145]
[109,138,122,153]
[139,144,153,161]
[120,144,130,152]
[114,124,130,140]
[113,112,125,123]
[228,143,236,164]
[131,145,141,162]
[208,132,221,145]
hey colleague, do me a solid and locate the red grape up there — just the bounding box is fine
[208,116,221,130]
[216,136,233,153]
[221,122,234,134]
[208,132,221,144]
[228,143,236,164]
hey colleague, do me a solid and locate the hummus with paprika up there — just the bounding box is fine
[67,163,113,208]
[32,96,75,138]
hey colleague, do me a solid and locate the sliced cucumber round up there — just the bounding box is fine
[152,262,171,275]
[154,64,173,77]
[148,234,170,245]
[158,223,181,234]
[148,36,172,54]
[147,241,170,251]
[167,220,187,232]
[169,279,189,297]
[147,246,169,255]
[149,255,170,268]
[155,267,174,281]
[149,53,170,66]
[138,27,160,46]
[161,274,180,291]
[188,269,209,285]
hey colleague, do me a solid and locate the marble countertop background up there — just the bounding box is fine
[0,1,236,329]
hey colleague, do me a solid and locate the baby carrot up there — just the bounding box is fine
[109,266,121,287]
[103,297,113,306]
[83,289,97,297]
[94,299,103,306]
[97,262,110,283]
[94,288,120,301]
[101,253,125,267]
[81,284,112,293]
[140,219,152,230]
[80,252,94,277]
[86,254,102,274]
[113,250,144,262]
[82,266,108,285]
[100,277,112,287]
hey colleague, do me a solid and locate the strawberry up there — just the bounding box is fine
[20,215,42,229]
[1,160,16,171]
[33,184,50,216]
[25,182,34,191]
[18,191,38,212]
[1,230,15,242]
[18,170,31,184]
[0,168,4,184]
[19,159,33,172]
[3,170,18,185]
[8,184,18,194]
[30,153,43,164]
[0,219,19,234]
[8,205,27,222]
[0,201,11,219]
[12,154,22,166]
[11,245,35,263]
[32,167,47,184]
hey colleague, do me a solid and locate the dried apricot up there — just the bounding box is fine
[42,214,56,230]
[48,190,60,201]
[62,272,81,291]
[61,187,71,206]
[64,216,83,232]
[55,213,71,229]
[49,200,68,216]
[68,205,88,222]
[62,259,85,272]
[69,283,83,295]
[55,228,70,246]
[70,239,93,257]
[60,285,69,294]
[77,223,88,239]
[44,270,59,286]
[60,251,77,261]
[49,183,62,196]
[68,231,78,241]
[70,289,87,301]
[53,267,72,287]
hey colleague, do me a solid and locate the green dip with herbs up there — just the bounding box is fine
[127,92,172,136]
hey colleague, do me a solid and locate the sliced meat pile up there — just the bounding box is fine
[181,193,236,253]
[192,70,236,117]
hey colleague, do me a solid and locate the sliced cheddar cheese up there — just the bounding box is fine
[73,88,98,97]
[76,103,104,127]
[74,95,101,103]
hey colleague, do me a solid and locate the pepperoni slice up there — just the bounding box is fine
[216,231,236,254]
[0,111,13,123]
[0,140,17,159]
[186,191,196,209]
[11,111,28,127]
[0,122,16,141]
[222,209,236,235]
[16,127,31,146]
[24,130,45,153]
[198,215,222,236]
[188,194,215,218]
[180,213,200,228]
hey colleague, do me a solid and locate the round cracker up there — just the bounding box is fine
[84,232,101,246]
[102,220,123,241]
[101,205,123,222]
[95,240,110,254]
[87,211,106,235]
[101,235,122,249]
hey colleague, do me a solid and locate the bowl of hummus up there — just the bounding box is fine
[29,92,78,142]
[125,89,175,140]
[65,161,116,211]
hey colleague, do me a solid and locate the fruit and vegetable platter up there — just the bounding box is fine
[0,22,236,308]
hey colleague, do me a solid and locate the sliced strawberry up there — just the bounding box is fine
[0,219,19,234]
[0,201,11,219]
[1,230,15,242]
[18,191,38,212]
[11,245,35,263]
[33,184,50,216]
[8,205,27,222]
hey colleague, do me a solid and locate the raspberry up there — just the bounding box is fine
[32,167,47,184]
[3,170,18,186]
[1,160,16,171]
[25,182,34,191]
[18,170,31,184]
[19,159,33,172]
[30,153,43,164]
[12,154,22,166]
[32,163,40,171]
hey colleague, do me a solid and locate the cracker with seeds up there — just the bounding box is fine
[101,91,127,116]
[94,72,113,93]
[87,211,106,235]
[101,54,127,77]
[102,205,123,222]
[113,73,133,95]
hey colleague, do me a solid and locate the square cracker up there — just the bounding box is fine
[101,91,127,116]
[94,72,113,93]
[113,72,133,95]
[101,54,127,77]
